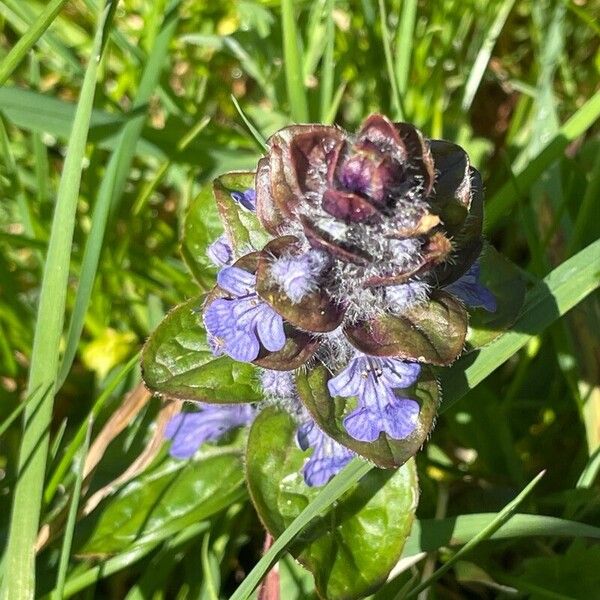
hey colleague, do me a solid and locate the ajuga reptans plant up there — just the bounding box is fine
[142,114,523,598]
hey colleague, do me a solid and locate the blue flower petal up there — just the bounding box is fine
[207,235,233,267]
[217,266,256,297]
[327,358,362,397]
[343,407,381,442]
[296,420,354,487]
[256,307,286,352]
[203,298,261,362]
[165,405,255,459]
[379,358,421,388]
[445,262,497,312]
[231,188,256,211]
[226,327,261,362]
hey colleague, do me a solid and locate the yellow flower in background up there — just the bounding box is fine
[82,328,137,379]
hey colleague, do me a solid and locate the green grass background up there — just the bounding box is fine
[0,0,599,598]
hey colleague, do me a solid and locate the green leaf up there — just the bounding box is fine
[296,364,439,468]
[76,451,245,555]
[213,171,271,256]
[246,408,418,600]
[141,297,262,403]
[344,292,468,365]
[513,540,600,600]
[466,245,527,349]
[181,185,224,289]
[403,513,600,556]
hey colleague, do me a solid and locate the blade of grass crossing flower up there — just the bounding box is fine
[0,0,70,84]
[53,418,93,600]
[378,0,404,120]
[57,1,181,389]
[486,90,600,228]
[0,5,116,597]
[281,0,309,122]
[461,0,516,111]
[230,95,268,152]
[45,351,141,504]
[402,471,546,599]
[230,459,372,600]
[232,240,600,600]
[319,0,335,122]
[394,0,417,95]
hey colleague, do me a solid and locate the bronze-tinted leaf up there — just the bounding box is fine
[295,364,439,468]
[255,156,286,235]
[344,291,468,365]
[433,167,484,286]
[253,325,319,370]
[288,126,346,194]
[428,140,475,237]
[394,122,435,195]
[322,188,384,223]
[256,236,344,332]
[299,214,373,266]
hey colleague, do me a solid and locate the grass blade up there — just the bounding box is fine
[403,471,545,598]
[231,95,268,152]
[394,0,417,95]
[462,0,516,111]
[378,0,404,120]
[0,3,117,598]
[319,0,335,122]
[486,90,600,228]
[57,1,181,388]
[281,0,309,122]
[577,447,600,489]
[403,512,600,556]
[53,418,93,600]
[0,0,70,85]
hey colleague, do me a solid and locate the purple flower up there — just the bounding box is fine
[268,249,329,303]
[204,266,286,362]
[207,234,233,266]
[445,262,496,312]
[165,403,255,459]
[296,419,355,486]
[231,188,256,211]
[328,355,421,442]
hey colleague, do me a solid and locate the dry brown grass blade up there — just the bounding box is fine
[81,396,182,515]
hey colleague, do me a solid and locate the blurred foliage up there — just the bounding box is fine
[0,0,599,597]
